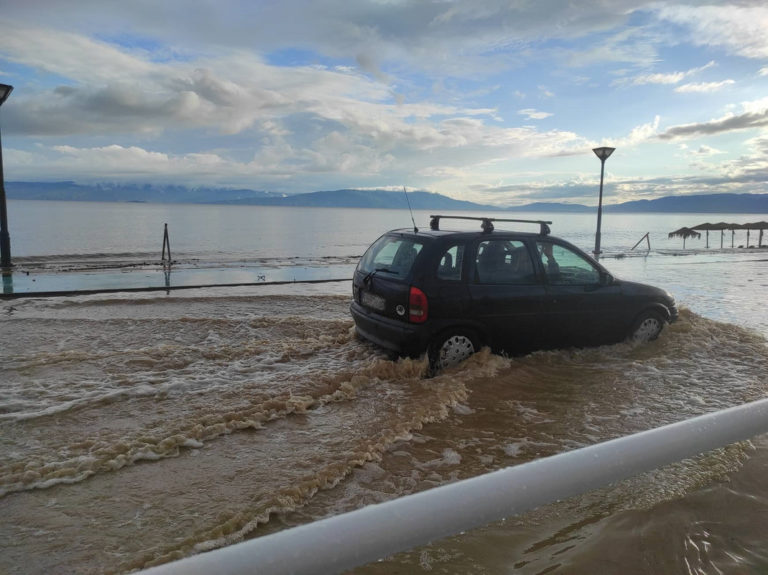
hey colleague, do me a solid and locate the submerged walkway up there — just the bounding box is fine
[1,261,352,298]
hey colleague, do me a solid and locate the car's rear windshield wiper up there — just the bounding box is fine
[363,267,397,285]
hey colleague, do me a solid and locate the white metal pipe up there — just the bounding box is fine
[139,397,768,575]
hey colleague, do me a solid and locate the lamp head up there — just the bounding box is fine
[0,84,13,107]
[592,146,615,161]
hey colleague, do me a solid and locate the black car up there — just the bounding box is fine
[350,215,678,371]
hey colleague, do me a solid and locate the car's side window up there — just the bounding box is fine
[437,244,464,281]
[537,242,600,285]
[475,239,536,284]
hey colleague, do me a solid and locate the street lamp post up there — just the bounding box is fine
[0,83,13,269]
[592,146,615,258]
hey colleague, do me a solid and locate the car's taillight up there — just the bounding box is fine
[409,286,428,323]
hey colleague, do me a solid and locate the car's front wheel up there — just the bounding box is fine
[629,310,665,343]
[428,330,478,373]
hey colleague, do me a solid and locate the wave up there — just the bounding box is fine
[12,252,361,271]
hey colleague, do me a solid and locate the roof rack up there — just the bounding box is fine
[429,215,552,235]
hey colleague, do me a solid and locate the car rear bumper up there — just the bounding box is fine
[350,301,428,356]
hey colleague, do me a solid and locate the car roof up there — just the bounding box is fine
[387,228,548,240]
[385,215,555,241]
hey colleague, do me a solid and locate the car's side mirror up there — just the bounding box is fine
[600,271,614,285]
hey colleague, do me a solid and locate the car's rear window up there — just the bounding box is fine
[358,235,424,277]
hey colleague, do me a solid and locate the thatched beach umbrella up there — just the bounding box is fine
[668,227,701,249]
[693,222,730,248]
[744,221,768,248]
[725,223,742,248]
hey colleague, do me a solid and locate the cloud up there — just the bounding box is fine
[674,79,734,93]
[717,134,768,180]
[518,108,553,120]
[3,2,768,203]
[0,23,156,85]
[630,71,687,86]
[654,4,768,60]
[693,145,725,156]
[659,100,768,140]
[538,86,555,98]
[559,21,664,70]
[8,144,237,183]
[1,21,412,137]
[1,15,604,196]
[0,1,651,81]
[5,111,592,190]
[4,20,524,147]
[615,116,661,147]
[620,60,716,87]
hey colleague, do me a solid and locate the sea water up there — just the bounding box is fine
[1,200,767,573]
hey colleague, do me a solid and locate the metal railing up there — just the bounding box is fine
[139,397,768,575]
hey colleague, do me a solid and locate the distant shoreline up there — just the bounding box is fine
[6,182,768,214]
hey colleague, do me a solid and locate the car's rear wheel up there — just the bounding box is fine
[629,310,665,343]
[428,330,478,372]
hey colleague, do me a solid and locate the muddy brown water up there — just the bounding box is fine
[2,288,767,574]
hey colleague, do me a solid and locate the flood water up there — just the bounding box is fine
[1,201,767,573]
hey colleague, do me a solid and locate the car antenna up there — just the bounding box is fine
[403,185,418,232]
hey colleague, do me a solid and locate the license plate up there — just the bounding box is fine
[361,290,386,311]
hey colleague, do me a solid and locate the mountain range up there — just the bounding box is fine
[6,181,768,214]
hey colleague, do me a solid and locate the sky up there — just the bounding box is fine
[1,1,768,207]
